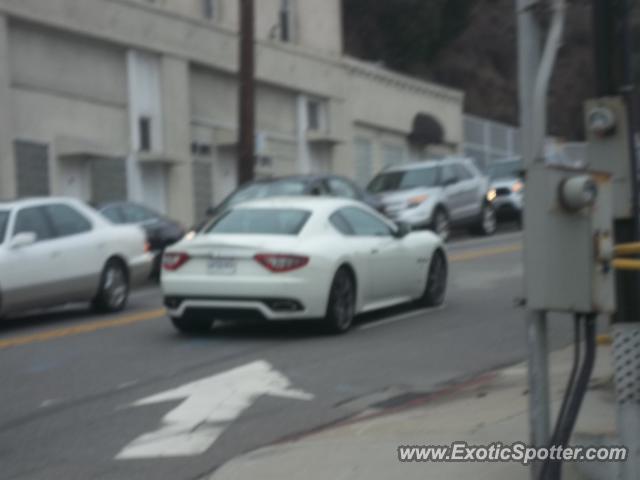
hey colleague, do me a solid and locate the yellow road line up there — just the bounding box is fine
[0,242,523,350]
[449,243,522,262]
[0,308,166,350]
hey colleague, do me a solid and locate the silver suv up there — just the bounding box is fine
[366,158,496,241]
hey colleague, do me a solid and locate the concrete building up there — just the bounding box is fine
[0,0,464,223]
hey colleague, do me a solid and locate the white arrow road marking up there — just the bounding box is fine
[116,360,313,459]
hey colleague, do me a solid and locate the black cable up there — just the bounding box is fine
[540,314,582,480]
[546,315,597,480]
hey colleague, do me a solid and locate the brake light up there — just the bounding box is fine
[254,254,309,273]
[144,241,152,253]
[163,252,190,271]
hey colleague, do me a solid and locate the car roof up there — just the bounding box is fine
[231,196,366,213]
[240,174,351,186]
[382,157,473,173]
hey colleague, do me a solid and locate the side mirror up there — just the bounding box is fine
[205,206,218,217]
[10,232,36,249]
[393,222,412,239]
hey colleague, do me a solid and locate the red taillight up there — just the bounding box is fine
[254,254,309,273]
[144,241,152,253]
[163,252,190,271]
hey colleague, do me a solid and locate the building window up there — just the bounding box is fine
[203,0,216,20]
[139,116,152,152]
[279,0,293,42]
[307,101,320,131]
[14,141,50,197]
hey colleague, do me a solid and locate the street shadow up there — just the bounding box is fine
[0,304,98,334]
[448,219,521,243]
[167,301,425,343]
[0,290,158,335]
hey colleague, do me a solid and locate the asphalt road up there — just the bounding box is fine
[0,226,575,480]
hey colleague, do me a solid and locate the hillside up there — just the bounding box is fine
[343,0,629,140]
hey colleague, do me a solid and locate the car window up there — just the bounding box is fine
[101,205,124,224]
[121,204,158,223]
[455,164,474,180]
[0,210,8,245]
[367,166,439,193]
[440,164,458,185]
[339,207,391,237]
[13,206,55,242]
[225,181,308,208]
[45,204,92,237]
[326,178,358,199]
[329,211,355,235]
[206,208,311,236]
[308,181,325,196]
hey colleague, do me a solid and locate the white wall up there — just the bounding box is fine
[9,21,127,106]
[11,88,128,150]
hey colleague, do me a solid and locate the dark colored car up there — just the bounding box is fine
[98,201,185,278]
[197,175,381,229]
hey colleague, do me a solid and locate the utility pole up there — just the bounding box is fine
[516,5,550,477]
[591,1,640,478]
[237,0,256,185]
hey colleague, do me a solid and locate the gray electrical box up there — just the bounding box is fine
[524,164,615,313]
[584,97,633,220]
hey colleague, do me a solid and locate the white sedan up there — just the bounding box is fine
[0,197,152,318]
[162,197,447,334]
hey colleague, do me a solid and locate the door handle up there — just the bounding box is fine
[50,251,61,258]
[371,248,379,254]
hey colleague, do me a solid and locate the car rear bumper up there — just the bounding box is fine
[164,296,317,321]
[162,274,330,320]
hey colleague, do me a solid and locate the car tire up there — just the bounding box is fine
[471,202,497,236]
[324,268,356,334]
[431,207,450,242]
[171,313,215,335]
[418,249,448,307]
[92,259,130,313]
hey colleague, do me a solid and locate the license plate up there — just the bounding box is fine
[207,258,236,275]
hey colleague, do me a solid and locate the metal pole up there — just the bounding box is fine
[517,4,550,479]
[237,0,256,185]
[526,310,551,443]
[517,0,542,164]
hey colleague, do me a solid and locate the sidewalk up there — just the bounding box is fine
[210,343,617,480]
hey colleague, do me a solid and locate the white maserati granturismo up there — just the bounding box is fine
[161,197,447,334]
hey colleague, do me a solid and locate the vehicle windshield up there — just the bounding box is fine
[487,160,523,180]
[0,210,8,245]
[205,208,311,236]
[367,167,439,193]
[223,180,308,208]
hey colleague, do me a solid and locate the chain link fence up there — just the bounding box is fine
[463,114,586,171]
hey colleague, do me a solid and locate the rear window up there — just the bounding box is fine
[0,210,8,244]
[205,208,311,236]
[367,166,439,193]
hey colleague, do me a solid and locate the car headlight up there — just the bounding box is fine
[487,189,497,202]
[512,181,524,193]
[407,194,429,208]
